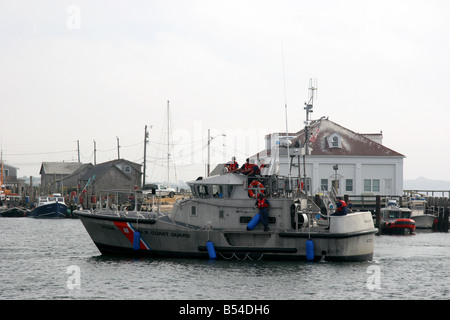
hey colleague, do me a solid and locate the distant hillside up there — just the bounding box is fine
[404,177,450,190]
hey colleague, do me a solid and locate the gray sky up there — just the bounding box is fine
[1,0,449,183]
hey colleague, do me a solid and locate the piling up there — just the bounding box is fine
[437,197,449,232]
[375,195,382,235]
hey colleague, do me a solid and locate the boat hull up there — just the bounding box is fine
[75,211,377,262]
[0,207,29,217]
[410,214,436,229]
[29,202,69,219]
[381,219,416,235]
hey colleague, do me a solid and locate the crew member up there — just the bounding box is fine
[226,156,239,173]
[331,196,348,216]
[255,193,270,231]
[240,158,254,175]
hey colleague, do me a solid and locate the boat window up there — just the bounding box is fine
[388,211,399,219]
[225,186,233,198]
[197,185,210,199]
[212,185,223,198]
[191,206,197,216]
[190,185,198,197]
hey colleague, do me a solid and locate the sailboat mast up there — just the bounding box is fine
[0,150,3,192]
[167,100,170,188]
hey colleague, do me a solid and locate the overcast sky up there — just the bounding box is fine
[1,0,449,183]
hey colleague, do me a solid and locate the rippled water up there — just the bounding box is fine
[1,218,449,300]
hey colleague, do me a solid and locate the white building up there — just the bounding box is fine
[253,118,405,196]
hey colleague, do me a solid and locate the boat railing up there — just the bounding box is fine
[93,189,155,213]
[246,175,307,199]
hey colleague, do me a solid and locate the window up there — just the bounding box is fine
[212,185,223,198]
[191,206,197,216]
[364,179,380,192]
[364,179,372,192]
[373,179,380,192]
[321,179,328,191]
[332,136,339,147]
[345,179,353,192]
[327,133,342,149]
[124,165,131,173]
[197,185,210,198]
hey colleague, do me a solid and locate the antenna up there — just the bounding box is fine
[302,79,318,195]
[281,42,291,178]
[304,78,318,124]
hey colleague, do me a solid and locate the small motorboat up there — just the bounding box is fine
[380,200,416,235]
[28,193,70,219]
[408,197,436,229]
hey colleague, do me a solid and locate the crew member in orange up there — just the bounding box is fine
[255,193,270,231]
[226,156,239,173]
[331,196,348,216]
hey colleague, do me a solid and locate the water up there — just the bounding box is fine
[1,218,450,300]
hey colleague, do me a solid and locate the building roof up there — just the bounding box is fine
[40,162,85,175]
[292,118,405,157]
[79,159,141,181]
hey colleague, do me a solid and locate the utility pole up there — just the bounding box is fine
[207,130,226,177]
[116,136,120,159]
[93,140,97,165]
[143,125,151,187]
[207,129,210,177]
[77,140,80,162]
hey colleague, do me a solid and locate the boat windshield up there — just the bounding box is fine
[191,184,233,199]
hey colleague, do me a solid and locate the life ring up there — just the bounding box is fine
[248,180,264,198]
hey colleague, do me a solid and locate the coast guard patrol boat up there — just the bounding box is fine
[74,171,377,262]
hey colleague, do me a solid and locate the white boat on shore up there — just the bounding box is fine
[74,173,377,262]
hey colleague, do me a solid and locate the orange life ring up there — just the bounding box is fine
[248,180,264,198]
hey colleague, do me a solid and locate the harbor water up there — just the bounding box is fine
[1,218,449,300]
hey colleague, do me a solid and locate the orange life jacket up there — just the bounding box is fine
[229,161,238,170]
[257,198,268,209]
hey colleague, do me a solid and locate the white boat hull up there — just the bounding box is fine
[411,214,436,229]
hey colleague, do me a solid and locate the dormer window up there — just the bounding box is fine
[327,133,342,149]
[332,136,339,147]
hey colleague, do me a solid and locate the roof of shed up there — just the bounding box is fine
[40,162,85,175]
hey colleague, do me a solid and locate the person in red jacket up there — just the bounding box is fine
[255,193,270,231]
[226,156,239,173]
[331,196,348,216]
